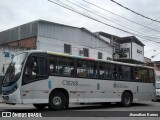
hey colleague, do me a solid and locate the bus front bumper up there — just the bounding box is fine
[2,89,22,104]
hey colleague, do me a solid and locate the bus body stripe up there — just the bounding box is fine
[48,81,52,89]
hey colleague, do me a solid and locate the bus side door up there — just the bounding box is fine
[21,53,49,103]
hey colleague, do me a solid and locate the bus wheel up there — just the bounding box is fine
[121,92,132,107]
[49,91,66,111]
[33,104,47,110]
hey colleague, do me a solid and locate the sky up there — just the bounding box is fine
[0,0,160,61]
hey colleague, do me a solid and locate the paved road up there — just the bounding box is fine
[0,101,160,119]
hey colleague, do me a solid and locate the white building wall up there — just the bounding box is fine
[132,42,144,62]
[37,22,113,60]
[119,42,144,62]
[37,36,113,60]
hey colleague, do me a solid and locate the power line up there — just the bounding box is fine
[110,0,160,23]
[151,53,160,58]
[47,0,160,44]
[66,0,160,40]
[139,16,160,32]
[48,0,160,43]
[81,0,160,33]
[66,0,148,37]
[47,0,133,34]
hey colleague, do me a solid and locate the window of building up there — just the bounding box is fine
[120,48,130,53]
[137,49,142,54]
[98,52,103,59]
[83,48,89,57]
[64,44,71,54]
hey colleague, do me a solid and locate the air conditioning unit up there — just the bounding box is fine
[79,50,83,56]
[107,57,113,60]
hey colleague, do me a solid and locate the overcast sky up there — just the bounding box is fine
[0,0,160,61]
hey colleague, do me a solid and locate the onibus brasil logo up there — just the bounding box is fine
[2,112,42,117]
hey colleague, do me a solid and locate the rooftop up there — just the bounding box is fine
[96,32,145,46]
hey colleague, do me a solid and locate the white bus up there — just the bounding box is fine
[2,50,156,110]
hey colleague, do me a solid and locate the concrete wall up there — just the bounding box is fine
[132,42,144,62]
[37,36,113,60]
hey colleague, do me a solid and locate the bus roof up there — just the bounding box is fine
[25,50,154,69]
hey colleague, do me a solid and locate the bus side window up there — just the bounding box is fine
[135,72,141,80]
[108,64,117,79]
[49,56,58,75]
[135,68,149,82]
[135,68,142,81]
[87,61,97,78]
[149,69,154,83]
[25,57,38,77]
[118,65,133,81]
[24,56,48,82]
[99,62,106,79]
[55,57,74,77]
[144,69,149,83]
[77,60,87,78]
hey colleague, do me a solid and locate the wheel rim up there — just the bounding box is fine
[124,96,130,105]
[53,96,61,106]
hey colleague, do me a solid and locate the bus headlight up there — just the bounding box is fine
[11,83,18,93]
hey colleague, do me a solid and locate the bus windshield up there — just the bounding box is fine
[3,52,27,86]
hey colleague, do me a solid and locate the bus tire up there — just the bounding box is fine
[33,104,47,110]
[49,91,66,111]
[121,92,132,107]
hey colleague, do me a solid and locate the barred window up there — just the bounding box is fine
[83,48,89,57]
[98,52,103,59]
[64,44,71,54]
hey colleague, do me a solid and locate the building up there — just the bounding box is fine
[95,32,120,60]
[146,61,160,82]
[96,32,145,64]
[0,20,113,75]
[144,57,151,64]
